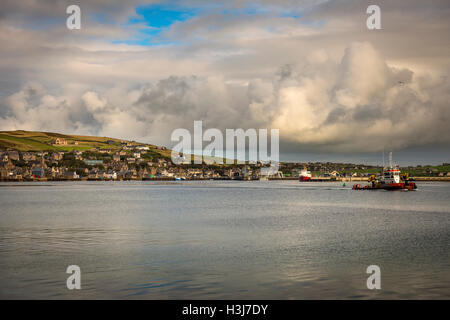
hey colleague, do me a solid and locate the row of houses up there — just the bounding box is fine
[3,148,449,181]
[0,158,267,181]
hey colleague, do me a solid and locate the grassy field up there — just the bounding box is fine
[0,130,226,162]
[402,164,450,176]
[0,130,171,157]
[0,133,60,151]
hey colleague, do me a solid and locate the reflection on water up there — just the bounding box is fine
[0,181,449,299]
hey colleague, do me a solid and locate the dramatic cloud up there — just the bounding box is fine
[268,42,450,152]
[0,0,449,157]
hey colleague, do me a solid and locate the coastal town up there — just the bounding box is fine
[1,135,449,182]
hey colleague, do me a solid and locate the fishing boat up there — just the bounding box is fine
[352,152,417,191]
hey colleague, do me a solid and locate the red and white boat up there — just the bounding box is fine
[353,152,417,191]
[379,166,404,190]
[299,166,312,182]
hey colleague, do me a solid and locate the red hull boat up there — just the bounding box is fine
[352,152,417,191]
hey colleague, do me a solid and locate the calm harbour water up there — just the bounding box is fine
[0,180,449,299]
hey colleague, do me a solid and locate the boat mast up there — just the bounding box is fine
[389,151,393,169]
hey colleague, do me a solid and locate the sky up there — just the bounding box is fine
[0,0,449,165]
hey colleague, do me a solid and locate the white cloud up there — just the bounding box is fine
[0,0,449,155]
[82,91,108,112]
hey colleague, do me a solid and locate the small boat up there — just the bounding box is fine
[299,166,312,182]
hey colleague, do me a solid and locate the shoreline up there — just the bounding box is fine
[1,177,449,182]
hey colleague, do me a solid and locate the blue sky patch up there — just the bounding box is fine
[112,3,199,46]
[111,2,315,46]
[130,3,198,28]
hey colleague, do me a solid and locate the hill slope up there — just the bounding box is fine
[0,130,239,164]
[0,130,172,158]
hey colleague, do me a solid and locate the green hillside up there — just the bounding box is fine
[0,130,239,164]
[0,130,172,158]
